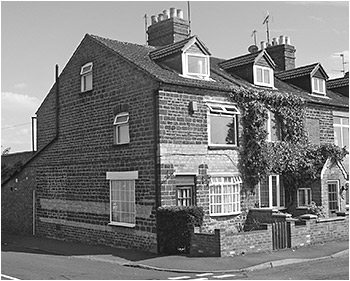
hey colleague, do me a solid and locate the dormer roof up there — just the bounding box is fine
[276,63,329,80]
[149,35,211,61]
[327,76,349,89]
[219,50,276,70]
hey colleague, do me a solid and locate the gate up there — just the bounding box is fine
[272,221,291,250]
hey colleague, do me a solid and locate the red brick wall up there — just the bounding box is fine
[157,88,258,233]
[291,216,349,248]
[35,35,159,252]
[305,104,335,144]
[1,161,36,234]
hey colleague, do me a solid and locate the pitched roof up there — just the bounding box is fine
[89,34,239,92]
[327,76,349,89]
[219,50,275,70]
[149,36,211,61]
[88,34,348,108]
[275,63,328,80]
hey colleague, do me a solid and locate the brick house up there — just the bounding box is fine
[2,8,348,253]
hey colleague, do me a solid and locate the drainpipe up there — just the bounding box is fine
[153,88,160,208]
[32,189,36,236]
[55,64,60,137]
[31,116,37,152]
[153,87,160,254]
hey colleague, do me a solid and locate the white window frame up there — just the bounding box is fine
[327,180,340,214]
[207,102,240,147]
[182,53,210,80]
[333,111,349,149]
[297,188,312,208]
[113,112,130,145]
[209,174,242,216]
[311,77,326,95]
[258,175,285,209]
[80,62,93,92]
[106,171,138,228]
[253,65,274,88]
[266,110,282,142]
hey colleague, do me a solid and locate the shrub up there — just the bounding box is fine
[156,205,204,254]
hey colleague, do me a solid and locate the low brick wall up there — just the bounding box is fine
[190,214,349,257]
[190,229,220,257]
[190,225,272,257]
[291,215,349,248]
[220,225,272,257]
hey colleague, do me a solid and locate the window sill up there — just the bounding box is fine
[208,144,239,150]
[296,206,310,210]
[80,89,94,94]
[209,211,241,217]
[112,142,130,147]
[108,222,135,228]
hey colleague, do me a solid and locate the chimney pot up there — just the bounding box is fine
[272,38,277,46]
[177,9,184,19]
[158,13,164,22]
[170,7,177,18]
[163,9,170,19]
[285,36,291,45]
[279,35,285,45]
[261,41,267,50]
[151,15,158,25]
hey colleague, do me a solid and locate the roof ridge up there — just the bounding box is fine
[88,34,156,51]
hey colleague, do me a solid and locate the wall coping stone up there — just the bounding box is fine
[317,216,346,223]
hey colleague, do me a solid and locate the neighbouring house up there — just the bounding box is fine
[2,7,348,254]
[1,151,36,234]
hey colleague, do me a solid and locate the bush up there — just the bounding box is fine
[156,205,204,254]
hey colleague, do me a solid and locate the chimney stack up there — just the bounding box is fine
[266,35,296,71]
[147,7,190,47]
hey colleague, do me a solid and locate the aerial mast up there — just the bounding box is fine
[251,30,257,46]
[262,11,270,45]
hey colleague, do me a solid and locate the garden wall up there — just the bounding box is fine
[190,214,348,257]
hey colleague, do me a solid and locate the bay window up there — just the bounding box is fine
[209,175,241,216]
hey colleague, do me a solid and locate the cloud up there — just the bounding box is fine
[1,92,40,152]
[14,83,28,89]
[309,16,323,23]
[1,92,40,111]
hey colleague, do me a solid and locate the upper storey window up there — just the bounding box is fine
[207,102,240,147]
[312,77,326,95]
[183,53,210,80]
[80,62,93,92]
[254,65,274,88]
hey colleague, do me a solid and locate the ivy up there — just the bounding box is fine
[228,87,347,196]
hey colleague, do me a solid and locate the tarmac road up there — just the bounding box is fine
[1,243,180,280]
[243,254,349,280]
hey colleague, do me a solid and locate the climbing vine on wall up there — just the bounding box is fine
[228,87,347,199]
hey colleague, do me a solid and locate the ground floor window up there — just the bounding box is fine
[328,181,339,215]
[209,175,241,216]
[297,188,312,208]
[175,175,196,206]
[259,175,285,208]
[106,171,138,227]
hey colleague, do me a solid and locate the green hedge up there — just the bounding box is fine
[156,205,204,254]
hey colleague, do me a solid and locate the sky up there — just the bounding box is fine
[1,0,349,153]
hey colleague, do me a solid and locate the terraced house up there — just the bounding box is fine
[2,7,348,255]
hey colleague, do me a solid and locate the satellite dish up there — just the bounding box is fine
[248,45,258,53]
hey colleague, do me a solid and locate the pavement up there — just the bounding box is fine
[1,232,349,273]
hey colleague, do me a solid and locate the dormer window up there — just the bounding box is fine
[80,62,93,92]
[312,77,326,95]
[254,65,274,88]
[183,53,210,80]
[150,36,212,81]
